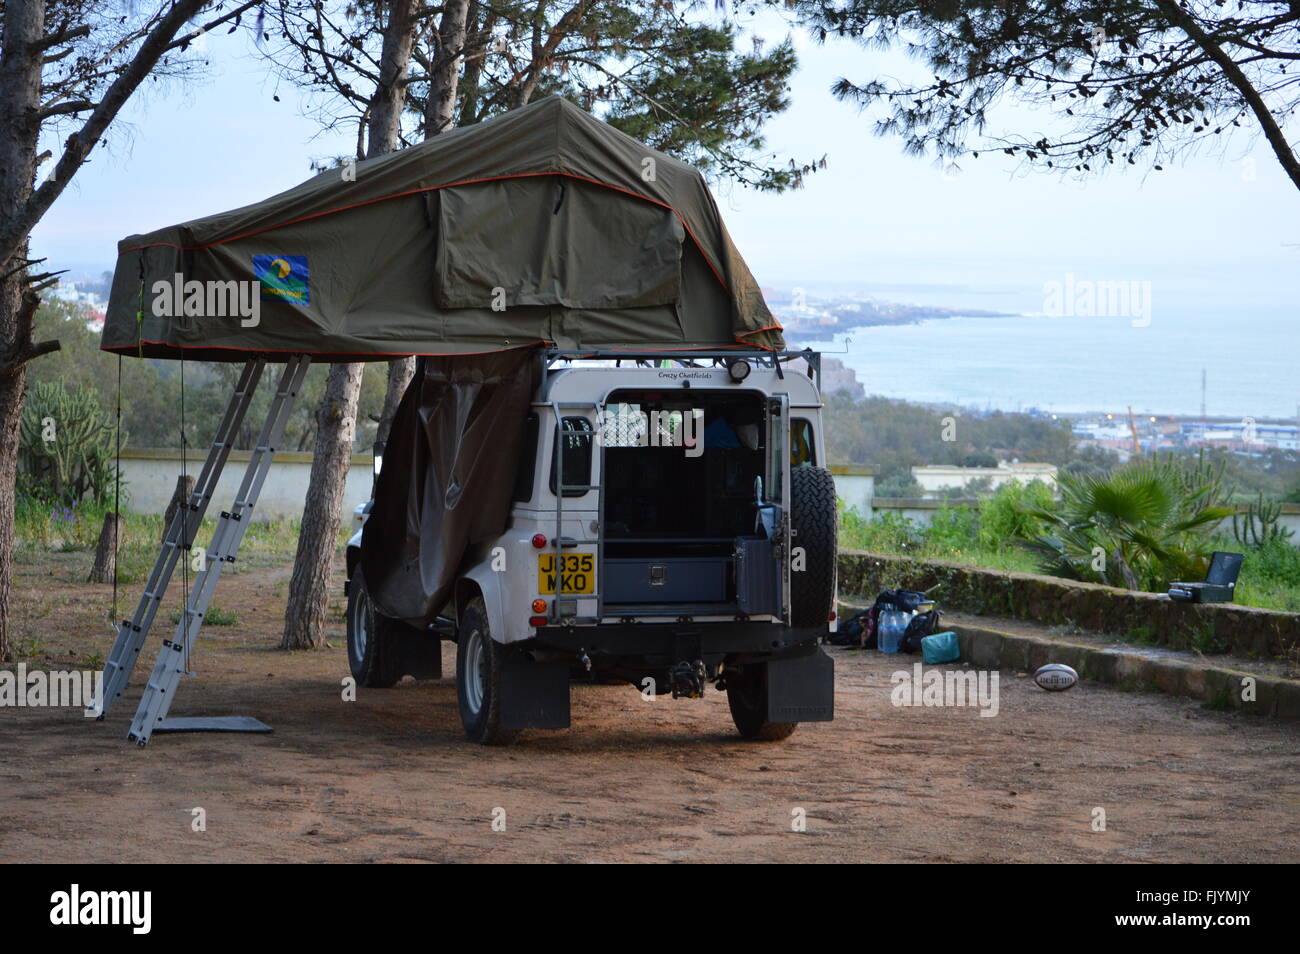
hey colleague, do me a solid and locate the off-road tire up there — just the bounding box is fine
[346,567,401,688]
[789,465,838,628]
[456,597,518,746]
[726,662,798,741]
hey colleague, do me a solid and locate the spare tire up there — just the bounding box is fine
[789,465,838,628]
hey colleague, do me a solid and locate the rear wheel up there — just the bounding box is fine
[789,465,838,628]
[347,567,400,688]
[726,662,798,741]
[456,597,518,746]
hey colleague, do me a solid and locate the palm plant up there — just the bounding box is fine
[1018,455,1235,592]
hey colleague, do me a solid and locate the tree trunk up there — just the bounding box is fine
[88,511,126,583]
[423,0,469,139]
[372,0,471,457]
[0,0,221,662]
[457,3,491,127]
[0,0,43,664]
[365,0,419,157]
[0,271,25,663]
[374,354,416,457]
[281,362,364,649]
[281,0,420,651]
[162,473,195,541]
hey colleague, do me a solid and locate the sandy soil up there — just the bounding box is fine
[2,557,1299,863]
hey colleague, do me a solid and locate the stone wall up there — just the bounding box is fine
[838,549,1300,659]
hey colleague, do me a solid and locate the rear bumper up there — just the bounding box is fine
[532,619,826,664]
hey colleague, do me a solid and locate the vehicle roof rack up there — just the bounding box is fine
[541,348,821,388]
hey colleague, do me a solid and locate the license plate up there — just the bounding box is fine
[538,553,595,594]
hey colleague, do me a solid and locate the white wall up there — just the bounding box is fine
[116,449,375,521]
[911,462,1057,494]
[829,465,874,516]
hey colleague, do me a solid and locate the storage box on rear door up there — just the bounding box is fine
[735,536,780,616]
[604,557,728,604]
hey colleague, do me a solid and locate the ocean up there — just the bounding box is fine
[795,291,1298,420]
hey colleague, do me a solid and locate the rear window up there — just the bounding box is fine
[550,416,594,497]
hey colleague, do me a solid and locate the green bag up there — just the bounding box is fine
[921,631,961,665]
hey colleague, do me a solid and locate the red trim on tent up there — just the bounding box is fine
[122,171,733,294]
[102,338,549,359]
[101,338,784,358]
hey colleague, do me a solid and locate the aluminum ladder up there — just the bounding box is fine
[88,355,310,744]
[126,354,309,744]
[90,358,267,719]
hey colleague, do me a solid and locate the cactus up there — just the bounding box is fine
[18,379,124,506]
[1232,492,1293,549]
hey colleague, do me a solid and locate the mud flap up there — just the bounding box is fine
[766,648,834,723]
[500,649,571,729]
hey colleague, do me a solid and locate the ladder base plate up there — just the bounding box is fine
[153,716,273,734]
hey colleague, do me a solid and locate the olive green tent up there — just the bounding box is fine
[100,95,784,360]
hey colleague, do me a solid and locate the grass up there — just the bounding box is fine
[839,505,1043,574]
[839,498,1300,615]
[13,497,346,585]
[168,605,240,626]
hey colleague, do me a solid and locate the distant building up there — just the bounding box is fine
[911,460,1056,495]
[1179,419,1300,451]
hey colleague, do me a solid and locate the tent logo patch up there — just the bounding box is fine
[254,255,310,305]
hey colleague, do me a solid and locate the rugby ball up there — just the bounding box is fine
[1033,663,1078,692]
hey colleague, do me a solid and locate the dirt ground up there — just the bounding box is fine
[2,556,1299,863]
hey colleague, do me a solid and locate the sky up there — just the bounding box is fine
[31,7,1299,316]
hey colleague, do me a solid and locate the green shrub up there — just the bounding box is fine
[924,503,980,552]
[977,480,1055,550]
[18,379,122,507]
[1231,537,1300,613]
[1018,455,1234,592]
[839,505,923,553]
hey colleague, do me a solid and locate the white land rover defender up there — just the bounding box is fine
[345,349,837,744]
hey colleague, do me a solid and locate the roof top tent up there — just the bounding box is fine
[100,94,782,360]
[93,95,788,744]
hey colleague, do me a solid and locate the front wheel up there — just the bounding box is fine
[347,567,399,688]
[726,662,798,741]
[456,597,518,746]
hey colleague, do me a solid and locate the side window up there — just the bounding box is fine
[550,416,594,497]
[791,419,816,467]
[513,413,539,502]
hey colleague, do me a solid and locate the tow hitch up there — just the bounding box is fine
[669,660,708,699]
